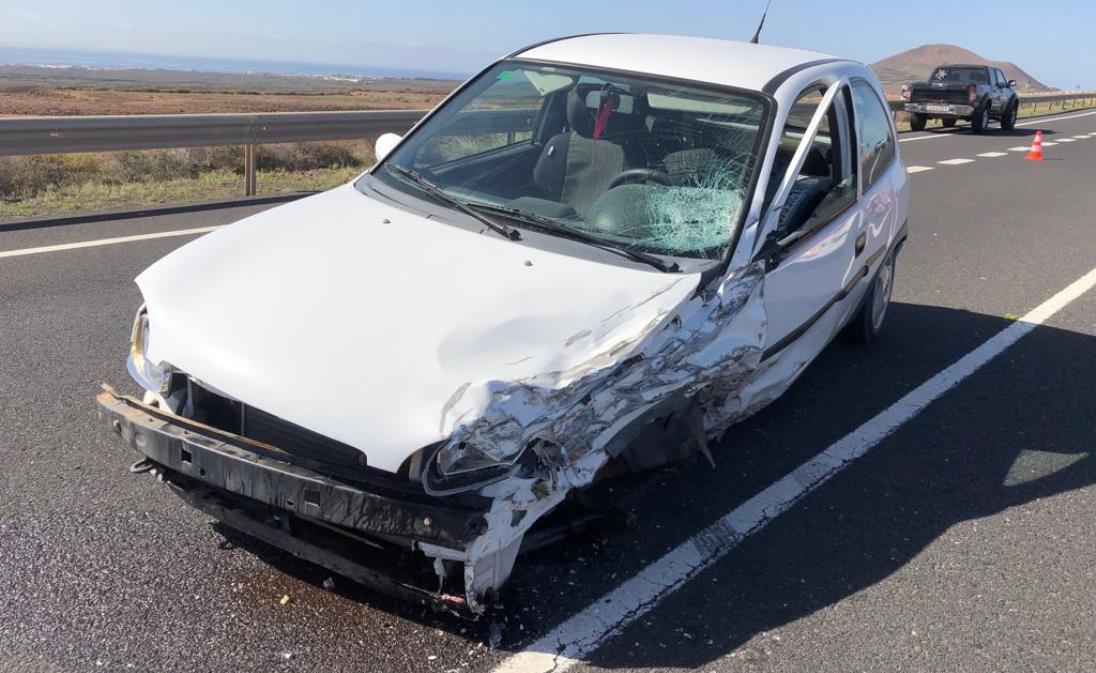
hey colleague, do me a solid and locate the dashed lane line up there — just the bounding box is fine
[1009,146,1031,151]
[906,166,934,174]
[977,152,1008,158]
[1056,138,1076,143]
[0,226,222,259]
[938,158,975,165]
[491,265,1096,673]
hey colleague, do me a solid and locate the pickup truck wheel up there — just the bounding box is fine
[1000,101,1018,130]
[845,248,895,344]
[909,113,927,132]
[971,104,989,134]
[942,118,956,128]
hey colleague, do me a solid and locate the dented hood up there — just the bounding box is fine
[137,184,700,472]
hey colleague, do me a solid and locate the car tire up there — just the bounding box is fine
[1000,101,1018,130]
[942,118,956,128]
[909,113,927,132]
[845,248,896,344]
[971,103,989,134]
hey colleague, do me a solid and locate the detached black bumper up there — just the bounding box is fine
[96,387,489,614]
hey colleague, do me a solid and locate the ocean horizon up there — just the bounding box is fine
[0,44,465,80]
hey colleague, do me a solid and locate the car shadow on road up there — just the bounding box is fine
[918,126,1054,138]
[575,302,1096,669]
[208,302,1095,658]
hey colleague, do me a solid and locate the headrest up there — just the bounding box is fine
[566,85,601,137]
[566,84,648,139]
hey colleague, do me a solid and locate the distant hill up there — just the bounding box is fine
[871,44,1051,93]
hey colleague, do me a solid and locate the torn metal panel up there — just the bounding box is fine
[433,262,769,611]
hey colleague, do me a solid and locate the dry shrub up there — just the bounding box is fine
[112,150,196,182]
[255,142,364,172]
[0,154,101,200]
[186,146,243,173]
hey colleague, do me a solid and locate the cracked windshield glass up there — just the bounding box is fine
[368,61,768,260]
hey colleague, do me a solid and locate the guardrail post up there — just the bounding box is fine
[244,144,257,196]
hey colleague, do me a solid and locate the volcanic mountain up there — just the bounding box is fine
[871,44,1051,94]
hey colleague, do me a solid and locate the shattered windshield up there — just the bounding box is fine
[365,61,769,260]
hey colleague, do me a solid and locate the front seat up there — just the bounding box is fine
[532,86,636,215]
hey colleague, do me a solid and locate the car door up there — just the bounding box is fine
[755,81,863,359]
[846,78,902,315]
[993,69,1009,113]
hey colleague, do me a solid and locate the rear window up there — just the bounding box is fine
[930,67,989,83]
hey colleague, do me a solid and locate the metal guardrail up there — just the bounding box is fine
[0,108,539,195]
[886,91,1096,113]
[1,93,1093,197]
[0,110,426,195]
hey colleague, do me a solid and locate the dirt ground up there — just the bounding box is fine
[0,86,452,116]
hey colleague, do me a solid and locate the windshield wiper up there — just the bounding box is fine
[465,202,680,273]
[383,164,520,241]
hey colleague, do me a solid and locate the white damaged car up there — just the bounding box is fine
[98,34,909,614]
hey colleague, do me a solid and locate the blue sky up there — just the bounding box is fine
[0,0,1092,87]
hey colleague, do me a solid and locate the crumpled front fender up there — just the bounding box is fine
[437,262,769,611]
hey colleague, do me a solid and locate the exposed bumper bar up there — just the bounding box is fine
[96,387,488,552]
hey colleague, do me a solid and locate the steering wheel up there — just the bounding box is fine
[608,168,673,189]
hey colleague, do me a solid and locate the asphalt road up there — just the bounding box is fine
[2,109,1094,673]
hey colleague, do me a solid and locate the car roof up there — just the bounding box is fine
[514,33,848,93]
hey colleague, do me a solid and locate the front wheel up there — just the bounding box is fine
[1000,101,1018,130]
[909,113,927,132]
[971,104,989,134]
[845,248,896,344]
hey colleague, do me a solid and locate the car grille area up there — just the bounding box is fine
[185,379,367,472]
[911,87,971,105]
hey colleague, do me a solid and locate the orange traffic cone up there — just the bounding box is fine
[1025,130,1045,161]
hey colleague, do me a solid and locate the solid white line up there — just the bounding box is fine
[898,127,963,143]
[1016,109,1096,126]
[938,158,975,165]
[977,151,1008,158]
[0,226,221,259]
[898,109,1096,143]
[906,165,934,173]
[492,265,1096,673]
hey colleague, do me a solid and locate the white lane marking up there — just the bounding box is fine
[1074,134,1091,139]
[492,266,1096,673]
[938,158,975,165]
[898,127,963,143]
[1056,138,1076,143]
[1016,109,1096,126]
[1041,141,1059,146]
[1009,145,1031,151]
[0,226,221,259]
[898,109,1096,143]
[906,165,934,174]
[977,151,1008,158]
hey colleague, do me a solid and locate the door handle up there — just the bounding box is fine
[854,231,867,256]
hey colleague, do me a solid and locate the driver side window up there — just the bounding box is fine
[767,85,856,239]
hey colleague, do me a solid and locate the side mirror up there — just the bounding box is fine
[374,133,402,162]
[1007,80,1017,88]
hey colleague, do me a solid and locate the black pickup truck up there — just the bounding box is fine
[903,64,1020,134]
